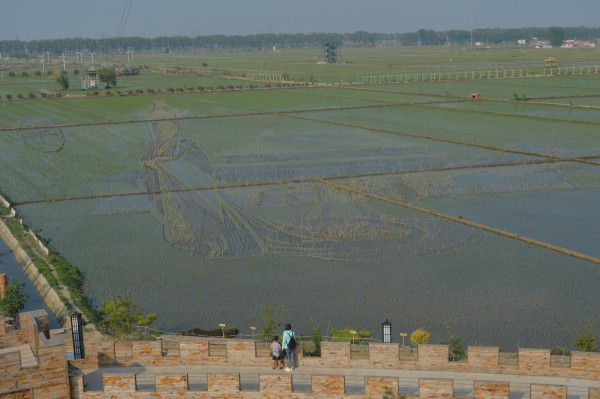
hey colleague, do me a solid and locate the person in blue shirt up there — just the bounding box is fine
[282,323,297,372]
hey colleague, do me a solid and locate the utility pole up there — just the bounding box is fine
[40,55,45,72]
[470,8,477,46]
[90,52,96,69]
[61,53,66,71]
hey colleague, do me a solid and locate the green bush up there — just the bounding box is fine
[8,71,16,77]
[550,346,571,356]
[331,328,370,343]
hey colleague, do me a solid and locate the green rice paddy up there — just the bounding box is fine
[0,47,599,349]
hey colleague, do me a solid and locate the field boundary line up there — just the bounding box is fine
[280,113,600,167]
[315,178,600,266]
[0,98,464,133]
[10,157,568,207]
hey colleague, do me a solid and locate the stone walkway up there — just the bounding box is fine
[80,362,599,399]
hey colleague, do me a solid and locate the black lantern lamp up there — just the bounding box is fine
[71,312,85,360]
[382,319,392,343]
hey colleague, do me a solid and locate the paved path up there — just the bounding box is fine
[80,362,599,399]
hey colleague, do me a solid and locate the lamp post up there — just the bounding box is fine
[219,323,226,338]
[250,326,256,339]
[382,320,391,343]
[71,312,85,360]
[400,332,407,347]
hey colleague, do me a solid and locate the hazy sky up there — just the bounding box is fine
[2,0,599,41]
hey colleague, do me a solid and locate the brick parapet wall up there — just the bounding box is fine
[67,340,600,382]
[1,312,70,399]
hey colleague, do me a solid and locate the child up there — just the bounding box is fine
[271,336,284,369]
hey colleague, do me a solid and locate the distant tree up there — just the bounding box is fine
[98,293,158,339]
[0,279,28,318]
[410,328,431,347]
[99,67,117,88]
[572,320,597,352]
[440,323,466,361]
[56,71,69,90]
[549,26,565,47]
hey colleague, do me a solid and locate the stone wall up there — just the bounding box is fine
[0,311,70,399]
[69,339,600,381]
[65,339,600,398]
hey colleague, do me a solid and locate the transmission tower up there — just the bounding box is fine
[324,43,338,64]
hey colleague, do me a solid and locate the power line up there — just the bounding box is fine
[117,0,133,38]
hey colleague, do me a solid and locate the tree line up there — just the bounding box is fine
[1,26,599,56]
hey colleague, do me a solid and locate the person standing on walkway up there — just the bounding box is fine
[271,335,284,369]
[282,323,297,372]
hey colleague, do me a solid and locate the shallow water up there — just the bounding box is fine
[438,188,600,259]
[0,238,61,328]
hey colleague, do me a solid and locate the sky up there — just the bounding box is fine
[1,0,599,41]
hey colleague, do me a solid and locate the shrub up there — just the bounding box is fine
[180,327,238,337]
[8,71,16,77]
[175,87,184,92]
[304,319,322,356]
[146,88,155,94]
[0,279,28,318]
[410,328,431,347]
[166,87,175,92]
[259,304,282,340]
[73,69,80,75]
[105,90,112,96]
[21,71,29,77]
[440,323,466,361]
[127,90,134,95]
[331,328,370,343]
[17,93,24,99]
[35,70,42,76]
[551,346,571,356]
[5,94,11,100]
[92,91,99,96]
[196,86,205,91]
[572,320,597,352]
[187,87,195,92]
[55,92,62,98]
